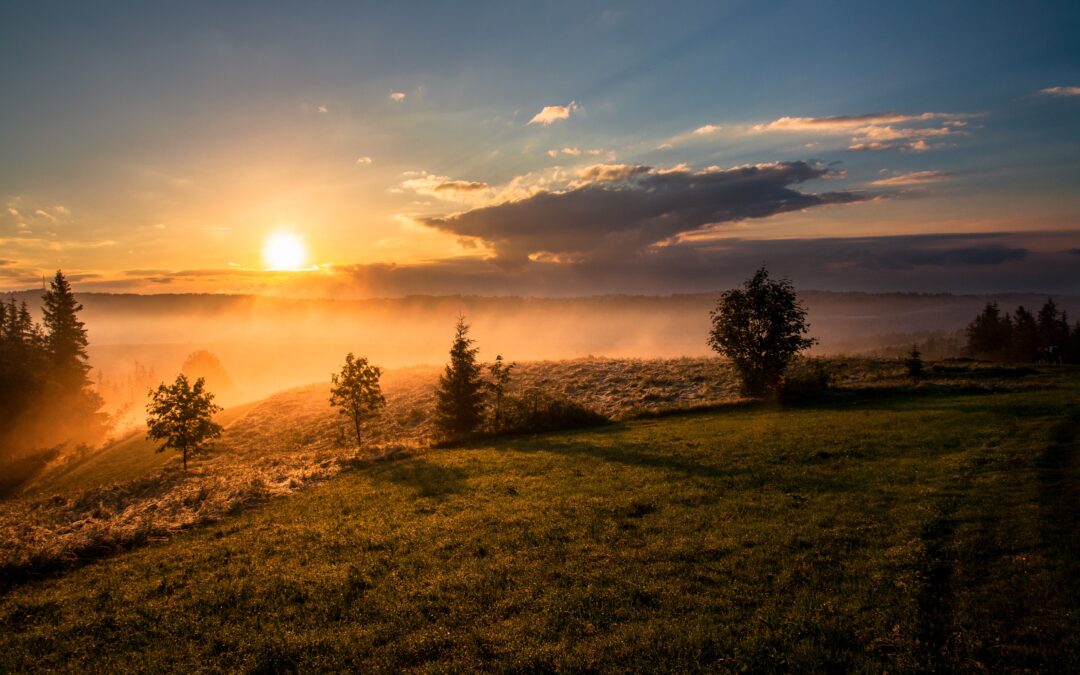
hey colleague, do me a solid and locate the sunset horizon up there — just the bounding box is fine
[2,2,1078,298]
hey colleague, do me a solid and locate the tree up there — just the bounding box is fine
[42,270,91,386]
[965,302,1012,360]
[434,316,485,438]
[1011,306,1039,362]
[486,354,515,431]
[905,344,924,380]
[329,353,386,448]
[146,374,223,470]
[708,266,816,397]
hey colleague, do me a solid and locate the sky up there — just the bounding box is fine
[1,0,1078,296]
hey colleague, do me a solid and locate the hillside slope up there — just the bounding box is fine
[2,372,1077,672]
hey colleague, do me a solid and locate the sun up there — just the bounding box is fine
[262,232,308,271]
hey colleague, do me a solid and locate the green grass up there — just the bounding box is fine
[2,375,1078,672]
[28,401,259,495]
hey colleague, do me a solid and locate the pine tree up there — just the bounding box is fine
[486,354,515,431]
[433,317,485,439]
[42,270,91,386]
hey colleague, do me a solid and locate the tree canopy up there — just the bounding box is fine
[708,266,816,397]
[329,353,386,448]
[146,374,223,470]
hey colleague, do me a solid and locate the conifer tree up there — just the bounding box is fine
[433,317,485,439]
[42,270,91,386]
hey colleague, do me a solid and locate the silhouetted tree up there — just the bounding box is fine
[905,344,924,380]
[486,354,515,431]
[708,266,816,397]
[965,302,1012,360]
[1010,306,1039,362]
[181,350,236,402]
[146,374,223,470]
[42,270,91,386]
[1037,298,1069,356]
[329,353,386,448]
[434,317,485,438]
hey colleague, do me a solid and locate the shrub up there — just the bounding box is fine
[498,389,609,435]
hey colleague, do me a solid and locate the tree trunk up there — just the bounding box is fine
[353,414,362,449]
[183,445,188,471]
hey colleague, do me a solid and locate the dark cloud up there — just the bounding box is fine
[855,244,1026,270]
[420,162,866,263]
[1067,248,1080,256]
[0,260,13,266]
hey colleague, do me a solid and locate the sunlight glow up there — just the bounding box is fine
[262,232,308,271]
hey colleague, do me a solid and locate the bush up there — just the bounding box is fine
[498,389,609,435]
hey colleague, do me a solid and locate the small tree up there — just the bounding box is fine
[434,316,485,439]
[329,353,386,448]
[708,266,816,397]
[146,374,223,470]
[905,344,924,380]
[486,354,515,431]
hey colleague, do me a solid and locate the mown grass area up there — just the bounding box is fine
[2,372,1078,672]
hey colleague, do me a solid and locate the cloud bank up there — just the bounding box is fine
[418,161,866,263]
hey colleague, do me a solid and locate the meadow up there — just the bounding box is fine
[1,360,1077,671]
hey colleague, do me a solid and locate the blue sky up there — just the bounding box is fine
[1,0,1078,295]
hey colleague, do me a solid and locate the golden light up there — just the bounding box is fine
[262,232,308,271]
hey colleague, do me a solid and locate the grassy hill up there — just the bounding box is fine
[2,369,1077,672]
[28,402,260,496]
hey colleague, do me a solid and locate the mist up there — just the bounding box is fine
[9,289,1079,414]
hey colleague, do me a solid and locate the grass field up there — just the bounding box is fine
[2,367,1077,672]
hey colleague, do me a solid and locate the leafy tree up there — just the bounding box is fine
[146,374,223,470]
[329,353,386,448]
[434,317,485,438]
[708,266,816,396]
[486,354,515,431]
[42,270,91,386]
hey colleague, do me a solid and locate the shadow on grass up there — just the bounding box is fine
[370,457,470,499]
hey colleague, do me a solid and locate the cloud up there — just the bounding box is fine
[390,92,406,102]
[417,161,867,263]
[527,101,577,126]
[433,180,490,193]
[693,124,722,135]
[317,104,328,113]
[561,147,581,156]
[355,156,374,165]
[1040,86,1080,97]
[751,111,975,152]
[871,170,951,186]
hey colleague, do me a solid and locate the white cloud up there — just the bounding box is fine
[871,170,951,186]
[317,104,328,113]
[693,124,722,136]
[561,147,581,156]
[356,156,374,165]
[1040,86,1080,97]
[390,91,406,102]
[527,101,577,126]
[749,111,976,153]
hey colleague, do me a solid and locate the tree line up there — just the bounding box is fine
[965,298,1079,363]
[0,271,107,463]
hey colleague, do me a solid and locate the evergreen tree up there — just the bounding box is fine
[905,344,924,380]
[965,302,1012,359]
[42,270,91,386]
[433,317,485,439]
[1010,306,1039,362]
